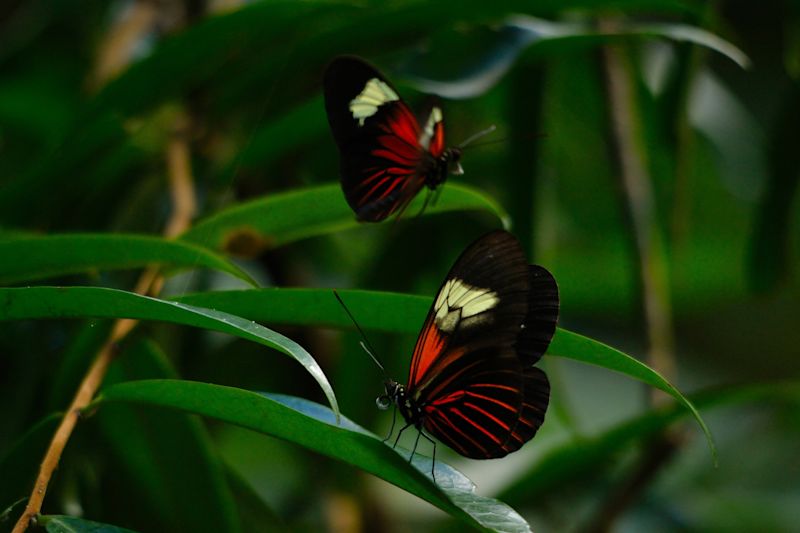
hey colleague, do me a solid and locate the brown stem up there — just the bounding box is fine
[583,18,685,532]
[599,19,676,398]
[89,0,158,89]
[12,113,196,532]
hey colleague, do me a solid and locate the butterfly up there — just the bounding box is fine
[323,55,465,222]
[378,230,559,460]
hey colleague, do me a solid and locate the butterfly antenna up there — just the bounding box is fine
[333,290,387,376]
[457,124,497,149]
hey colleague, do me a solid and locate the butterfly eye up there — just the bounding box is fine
[375,395,392,410]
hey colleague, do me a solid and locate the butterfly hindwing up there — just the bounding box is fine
[405,230,559,458]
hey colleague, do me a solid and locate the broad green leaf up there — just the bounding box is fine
[39,515,137,533]
[95,340,239,532]
[180,183,510,255]
[0,234,256,286]
[0,286,337,417]
[175,288,430,333]
[498,381,800,504]
[173,288,714,457]
[97,380,531,533]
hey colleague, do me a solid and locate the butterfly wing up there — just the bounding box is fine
[407,230,559,458]
[323,56,445,222]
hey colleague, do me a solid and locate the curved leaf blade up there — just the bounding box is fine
[97,380,531,533]
[547,329,716,462]
[174,288,431,333]
[174,288,713,457]
[0,286,337,417]
[180,183,510,255]
[0,234,256,286]
[39,515,137,533]
[408,16,748,99]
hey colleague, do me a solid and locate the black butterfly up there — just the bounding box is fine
[323,55,464,222]
[380,230,559,459]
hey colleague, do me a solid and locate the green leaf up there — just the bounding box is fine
[175,288,431,333]
[628,23,750,69]
[546,329,717,461]
[97,380,532,533]
[95,340,240,532]
[39,515,137,533]
[0,286,338,418]
[0,234,256,286]
[406,17,748,99]
[180,183,510,254]
[173,288,714,457]
[497,381,800,504]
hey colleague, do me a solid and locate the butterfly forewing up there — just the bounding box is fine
[406,230,558,458]
[323,56,448,222]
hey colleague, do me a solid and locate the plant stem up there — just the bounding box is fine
[11,112,196,533]
[581,17,683,532]
[599,19,676,397]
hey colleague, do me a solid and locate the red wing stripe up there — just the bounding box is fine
[424,416,471,456]
[464,391,516,413]
[463,401,511,431]
[372,148,417,166]
[471,383,518,393]
[427,409,489,455]
[423,367,519,402]
[359,177,393,206]
[451,408,502,445]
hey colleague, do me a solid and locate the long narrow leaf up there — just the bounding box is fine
[174,288,714,457]
[0,234,256,286]
[0,286,337,417]
[180,183,510,255]
[97,380,532,533]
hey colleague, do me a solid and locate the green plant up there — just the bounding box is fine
[1,2,798,532]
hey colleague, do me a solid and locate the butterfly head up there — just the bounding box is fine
[377,379,402,411]
[445,147,464,176]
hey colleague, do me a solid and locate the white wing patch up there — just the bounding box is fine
[349,78,399,126]
[434,278,498,333]
[418,106,442,149]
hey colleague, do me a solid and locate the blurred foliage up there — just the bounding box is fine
[1,0,799,532]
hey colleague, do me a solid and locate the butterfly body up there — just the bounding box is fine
[323,55,463,222]
[379,231,559,459]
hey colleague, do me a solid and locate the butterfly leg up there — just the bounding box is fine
[392,422,413,449]
[417,430,437,482]
[408,428,424,464]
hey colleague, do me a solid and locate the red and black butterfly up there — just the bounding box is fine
[323,55,464,222]
[379,230,559,460]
